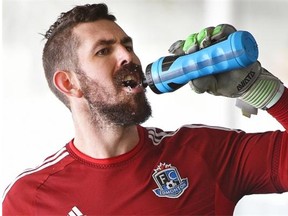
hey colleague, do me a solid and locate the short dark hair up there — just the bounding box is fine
[42,4,116,109]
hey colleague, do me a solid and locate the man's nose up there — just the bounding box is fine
[117,46,133,66]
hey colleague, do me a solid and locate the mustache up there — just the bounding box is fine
[120,62,143,72]
[120,62,143,75]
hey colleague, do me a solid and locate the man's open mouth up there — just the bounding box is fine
[122,75,142,89]
[116,63,147,91]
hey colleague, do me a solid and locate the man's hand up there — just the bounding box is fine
[169,24,284,117]
[169,24,261,98]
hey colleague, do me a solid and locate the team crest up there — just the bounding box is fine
[152,163,189,198]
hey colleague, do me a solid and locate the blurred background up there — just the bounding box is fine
[1,0,288,215]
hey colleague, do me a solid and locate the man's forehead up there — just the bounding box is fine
[73,20,129,42]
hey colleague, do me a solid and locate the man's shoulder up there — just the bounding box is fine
[142,124,239,136]
[3,146,73,200]
[140,124,242,147]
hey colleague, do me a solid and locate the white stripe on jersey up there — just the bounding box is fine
[146,127,180,145]
[2,147,69,201]
[146,124,241,145]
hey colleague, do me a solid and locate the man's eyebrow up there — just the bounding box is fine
[90,36,133,54]
[121,36,133,44]
[94,38,116,47]
[89,38,115,55]
[95,36,132,47]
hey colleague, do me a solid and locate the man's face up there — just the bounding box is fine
[73,20,151,126]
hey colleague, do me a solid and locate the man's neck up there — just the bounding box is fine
[72,117,139,159]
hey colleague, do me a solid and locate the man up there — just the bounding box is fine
[2,3,287,215]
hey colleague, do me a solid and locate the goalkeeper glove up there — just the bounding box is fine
[169,24,284,117]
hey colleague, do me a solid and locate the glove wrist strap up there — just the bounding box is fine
[239,69,283,109]
[263,83,284,109]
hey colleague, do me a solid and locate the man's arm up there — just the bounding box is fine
[267,87,288,190]
[169,24,288,192]
[268,87,288,131]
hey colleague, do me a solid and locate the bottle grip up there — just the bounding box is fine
[145,31,258,94]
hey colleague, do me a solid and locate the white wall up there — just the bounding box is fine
[1,0,288,215]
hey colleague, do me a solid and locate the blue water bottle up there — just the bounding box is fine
[145,31,258,94]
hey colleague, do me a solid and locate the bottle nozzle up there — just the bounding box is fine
[142,78,148,88]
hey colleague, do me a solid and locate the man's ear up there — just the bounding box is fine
[53,70,83,98]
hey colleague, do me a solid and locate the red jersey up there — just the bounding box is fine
[3,88,288,215]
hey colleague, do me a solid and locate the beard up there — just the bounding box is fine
[76,63,152,127]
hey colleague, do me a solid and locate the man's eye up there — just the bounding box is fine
[126,46,133,52]
[96,48,109,56]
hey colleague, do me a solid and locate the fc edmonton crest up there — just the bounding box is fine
[152,163,189,198]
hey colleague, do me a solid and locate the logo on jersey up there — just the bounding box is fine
[68,206,84,216]
[152,162,188,198]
